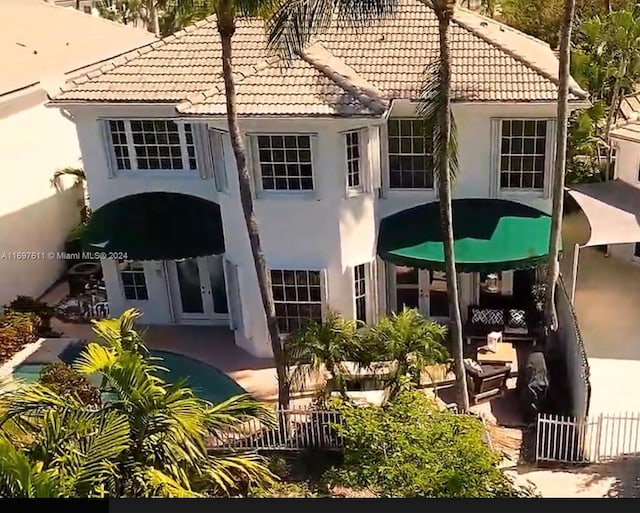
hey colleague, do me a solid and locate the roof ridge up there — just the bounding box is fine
[450,6,587,99]
[298,43,388,114]
[57,14,215,95]
[177,55,281,113]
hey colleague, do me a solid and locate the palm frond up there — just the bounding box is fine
[417,58,459,181]
[206,394,276,434]
[267,0,397,60]
[203,453,275,496]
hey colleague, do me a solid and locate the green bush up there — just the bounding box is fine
[326,390,532,498]
[38,363,101,407]
[0,312,40,364]
[5,295,55,335]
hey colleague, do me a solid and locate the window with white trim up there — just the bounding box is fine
[271,269,322,333]
[388,119,433,189]
[106,120,197,172]
[118,260,148,300]
[256,135,313,191]
[499,120,547,190]
[354,263,368,323]
[345,130,362,190]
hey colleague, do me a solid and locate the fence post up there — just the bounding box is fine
[594,413,603,463]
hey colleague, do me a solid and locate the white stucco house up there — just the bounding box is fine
[49,1,588,358]
[0,0,154,306]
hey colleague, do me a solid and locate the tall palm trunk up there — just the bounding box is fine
[217,7,290,409]
[434,0,468,412]
[147,0,160,36]
[544,0,576,331]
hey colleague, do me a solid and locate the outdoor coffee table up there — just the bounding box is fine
[476,342,517,373]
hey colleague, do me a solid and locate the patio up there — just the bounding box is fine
[41,281,280,402]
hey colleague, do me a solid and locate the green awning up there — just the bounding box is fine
[81,192,225,261]
[377,198,553,272]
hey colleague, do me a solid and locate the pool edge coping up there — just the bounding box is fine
[0,338,47,380]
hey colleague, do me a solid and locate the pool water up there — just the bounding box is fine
[12,349,246,405]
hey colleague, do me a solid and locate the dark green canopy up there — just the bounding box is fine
[377,198,552,272]
[81,192,225,261]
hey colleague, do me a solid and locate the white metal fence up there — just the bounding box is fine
[208,409,344,451]
[537,413,640,464]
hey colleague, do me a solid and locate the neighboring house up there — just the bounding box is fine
[566,92,640,301]
[0,0,155,306]
[50,1,587,358]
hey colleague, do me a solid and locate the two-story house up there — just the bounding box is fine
[50,1,587,358]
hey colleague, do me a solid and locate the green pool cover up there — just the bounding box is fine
[377,198,553,272]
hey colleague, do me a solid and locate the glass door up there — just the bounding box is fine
[390,265,429,316]
[168,256,229,324]
[427,271,449,321]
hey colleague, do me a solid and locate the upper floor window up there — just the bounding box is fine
[271,269,323,333]
[388,119,433,189]
[106,120,197,172]
[256,135,313,191]
[499,120,547,190]
[345,130,362,191]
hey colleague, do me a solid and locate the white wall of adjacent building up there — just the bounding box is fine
[69,100,557,357]
[0,94,82,307]
[604,137,640,262]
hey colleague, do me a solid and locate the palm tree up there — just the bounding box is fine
[368,308,449,399]
[415,0,468,411]
[544,0,577,331]
[267,0,469,411]
[0,310,274,497]
[284,311,362,399]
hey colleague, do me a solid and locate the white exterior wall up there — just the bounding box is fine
[0,98,82,306]
[605,137,640,262]
[69,101,557,357]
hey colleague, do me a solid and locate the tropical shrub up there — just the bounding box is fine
[0,309,275,498]
[5,295,55,336]
[0,312,40,364]
[325,389,532,498]
[38,363,101,407]
[365,308,449,398]
[284,311,363,398]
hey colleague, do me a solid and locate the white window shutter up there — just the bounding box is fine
[209,129,228,191]
[358,127,370,193]
[375,257,387,318]
[311,133,320,199]
[369,125,381,191]
[244,134,257,198]
[544,120,557,199]
[101,120,116,178]
[224,259,243,331]
[192,123,211,180]
[320,268,329,319]
[490,119,501,197]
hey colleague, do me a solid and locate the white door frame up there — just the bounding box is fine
[166,256,229,325]
[387,264,453,323]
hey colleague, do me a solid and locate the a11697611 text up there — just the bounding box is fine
[0,251,128,260]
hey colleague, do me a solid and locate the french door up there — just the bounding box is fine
[167,255,229,325]
[389,264,450,322]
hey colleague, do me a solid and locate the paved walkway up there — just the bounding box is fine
[508,459,640,498]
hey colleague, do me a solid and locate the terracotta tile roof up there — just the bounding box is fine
[53,0,588,116]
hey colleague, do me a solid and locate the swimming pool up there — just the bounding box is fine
[12,349,246,405]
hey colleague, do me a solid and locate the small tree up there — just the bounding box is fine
[284,311,362,399]
[366,308,449,399]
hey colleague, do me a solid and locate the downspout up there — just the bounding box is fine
[570,243,581,304]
